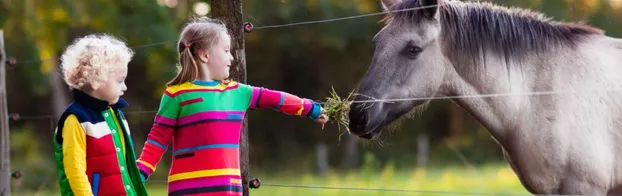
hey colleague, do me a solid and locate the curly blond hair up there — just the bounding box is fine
[61,34,134,90]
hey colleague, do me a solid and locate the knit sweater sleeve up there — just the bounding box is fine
[62,114,94,196]
[137,89,179,181]
[247,85,322,120]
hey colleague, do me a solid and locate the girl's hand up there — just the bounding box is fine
[316,108,329,129]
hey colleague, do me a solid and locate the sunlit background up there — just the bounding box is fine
[1,0,621,195]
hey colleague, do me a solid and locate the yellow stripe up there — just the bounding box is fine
[168,168,240,182]
[137,160,155,171]
[296,99,304,115]
[166,81,239,94]
[230,178,242,184]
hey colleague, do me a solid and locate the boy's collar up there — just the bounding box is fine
[72,89,128,111]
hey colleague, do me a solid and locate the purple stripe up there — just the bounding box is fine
[302,99,313,116]
[168,176,242,192]
[155,115,176,126]
[249,88,260,109]
[178,111,245,125]
[137,163,153,174]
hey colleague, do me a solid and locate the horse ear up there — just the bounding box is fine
[381,0,401,11]
[419,0,440,18]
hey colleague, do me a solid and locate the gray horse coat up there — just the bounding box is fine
[347,0,622,194]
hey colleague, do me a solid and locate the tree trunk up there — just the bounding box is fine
[340,134,358,169]
[416,133,429,167]
[448,102,464,140]
[0,29,11,196]
[210,1,249,195]
[49,57,70,138]
[50,62,69,120]
[316,142,328,176]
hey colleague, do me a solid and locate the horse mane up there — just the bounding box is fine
[383,0,604,64]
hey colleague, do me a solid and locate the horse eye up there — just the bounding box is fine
[402,45,423,59]
[408,46,422,54]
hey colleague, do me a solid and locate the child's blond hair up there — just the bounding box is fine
[60,34,134,90]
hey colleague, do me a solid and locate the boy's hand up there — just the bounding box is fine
[316,108,329,129]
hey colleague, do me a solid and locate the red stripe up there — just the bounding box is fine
[169,191,241,196]
[280,93,303,114]
[168,176,242,192]
[169,148,240,175]
[173,123,242,149]
[164,90,174,97]
[180,97,204,106]
[257,89,281,108]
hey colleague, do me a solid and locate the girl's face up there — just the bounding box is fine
[205,31,233,81]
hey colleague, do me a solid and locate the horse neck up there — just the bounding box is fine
[441,53,531,142]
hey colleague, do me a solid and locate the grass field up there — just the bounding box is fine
[18,163,530,196]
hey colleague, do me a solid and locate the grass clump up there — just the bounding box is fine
[322,86,356,142]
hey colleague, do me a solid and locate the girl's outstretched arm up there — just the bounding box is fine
[248,86,322,120]
[136,89,180,181]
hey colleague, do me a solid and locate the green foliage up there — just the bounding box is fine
[22,161,529,196]
[9,125,58,191]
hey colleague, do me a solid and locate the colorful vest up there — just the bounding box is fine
[53,89,148,196]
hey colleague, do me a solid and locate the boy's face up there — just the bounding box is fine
[93,64,128,105]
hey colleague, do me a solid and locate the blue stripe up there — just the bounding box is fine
[146,139,167,150]
[227,114,243,119]
[173,144,239,155]
[308,102,322,120]
[91,173,100,196]
[192,80,219,86]
[273,93,285,110]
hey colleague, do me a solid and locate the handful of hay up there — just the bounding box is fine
[322,87,355,141]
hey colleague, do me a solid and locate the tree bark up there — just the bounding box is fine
[210,1,249,195]
[49,62,70,121]
[0,29,11,196]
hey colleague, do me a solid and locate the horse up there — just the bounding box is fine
[347,0,622,194]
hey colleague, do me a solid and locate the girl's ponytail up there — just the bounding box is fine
[166,17,228,87]
[167,42,200,86]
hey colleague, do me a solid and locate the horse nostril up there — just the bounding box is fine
[348,106,369,134]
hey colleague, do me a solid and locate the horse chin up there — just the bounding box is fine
[359,131,380,140]
[356,118,389,140]
[357,126,383,140]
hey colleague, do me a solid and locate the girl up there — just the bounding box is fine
[53,34,148,196]
[137,17,329,196]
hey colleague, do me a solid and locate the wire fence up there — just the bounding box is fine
[4,4,446,66]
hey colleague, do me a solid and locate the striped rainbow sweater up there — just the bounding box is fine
[137,80,321,196]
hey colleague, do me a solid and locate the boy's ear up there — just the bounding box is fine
[198,49,209,63]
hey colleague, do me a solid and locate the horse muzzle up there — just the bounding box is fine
[348,102,384,140]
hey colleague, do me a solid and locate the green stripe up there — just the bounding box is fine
[102,109,136,196]
[156,94,180,119]
[176,86,254,117]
